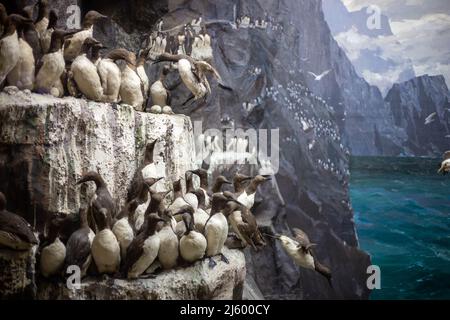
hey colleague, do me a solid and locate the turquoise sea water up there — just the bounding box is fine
[349,157,450,300]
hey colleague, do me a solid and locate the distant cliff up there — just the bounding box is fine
[385,75,450,156]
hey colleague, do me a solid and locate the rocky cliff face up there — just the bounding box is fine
[149,0,371,299]
[0,89,195,230]
[3,0,373,299]
[385,75,450,156]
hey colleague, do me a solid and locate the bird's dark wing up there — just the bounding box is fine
[122,236,145,275]
[65,228,92,268]
[292,227,313,249]
[236,222,258,251]
[0,211,37,244]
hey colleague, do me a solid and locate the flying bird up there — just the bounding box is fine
[425,112,437,125]
[308,69,332,81]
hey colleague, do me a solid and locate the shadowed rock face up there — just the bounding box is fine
[385,75,450,156]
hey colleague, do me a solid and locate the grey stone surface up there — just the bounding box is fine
[0,90,196,230]
[385,75,450,156]
[37,247,245,300]
[0,247,37,299]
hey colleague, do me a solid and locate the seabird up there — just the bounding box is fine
[150,65,171,106]
[233,173,252,195]
[116,49,144,110]
[266,228,332,287]
[438,151,450,175]
[40,214,66,278]
[70,37,105,101]
[308,69,332,81]
[157,209,179,269]
[122,213,164,279]
[6,18,35,90]
[203,193,240,268]
[64,10,107,62]
[178,207,207,263]
[112,199,138,259]
[99,48,135,103]
[0,11,31,87]
[0,192,38,250]
[91,208,121,275]
[76,171,117,230]
[35,29,77,96]
[153,53,232,107]
[64,206,95,278]
[237,175,271,209]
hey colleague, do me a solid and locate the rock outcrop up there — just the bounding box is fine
[0,90,247,300]
[385,75,450,156]
[0,89,195,230]
[37,248,245,300]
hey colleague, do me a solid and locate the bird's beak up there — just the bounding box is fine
[241,176,252,181]
[76,178,85,185]
[232,199,245,207]
[223,179,232,184]
[263,233,281,240]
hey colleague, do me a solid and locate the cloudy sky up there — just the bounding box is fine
[337,0,450,92]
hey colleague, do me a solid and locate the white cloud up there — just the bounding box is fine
[334,13,450,92]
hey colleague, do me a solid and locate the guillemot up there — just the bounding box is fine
[153,53,232,107]
[40,214,66,278]
[237,175,271,209]
[70,37,105,101]
[157,209,179,269]
[0,192,38,250]
[64,206,95,278]
[112,199,138,259]
[0,11,30,87]
[150,65,171,107]
[266,228,332,287]
[35,29,77,96]
[6,19,35,90]
[203,193,239,268]
[76,171,117,229]
[98,48,136,103]
[123,213,164,279]
[91,208,121,274]
[64,10,107,62]
[438,151,450,175]
[178,207,207,263]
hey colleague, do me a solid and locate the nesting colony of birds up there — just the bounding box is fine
[0,1,336,290]
[0,1,228,114]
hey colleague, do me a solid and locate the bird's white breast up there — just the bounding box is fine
[158,225,179,269]
[40,238,66,277]
[237,191,255,209]
[205,213,228,256]
[150,80,167,106]
[7,38,35,90]
[112,218,134,259]
[92,229,121,274]
[120,65,144,110]
[180,231,207,262]
[97,58,121,102]
[35,49,65,91]
[0,32,20,81]
[71,54,103,101]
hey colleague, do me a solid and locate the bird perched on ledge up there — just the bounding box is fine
[0,192,38,250]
